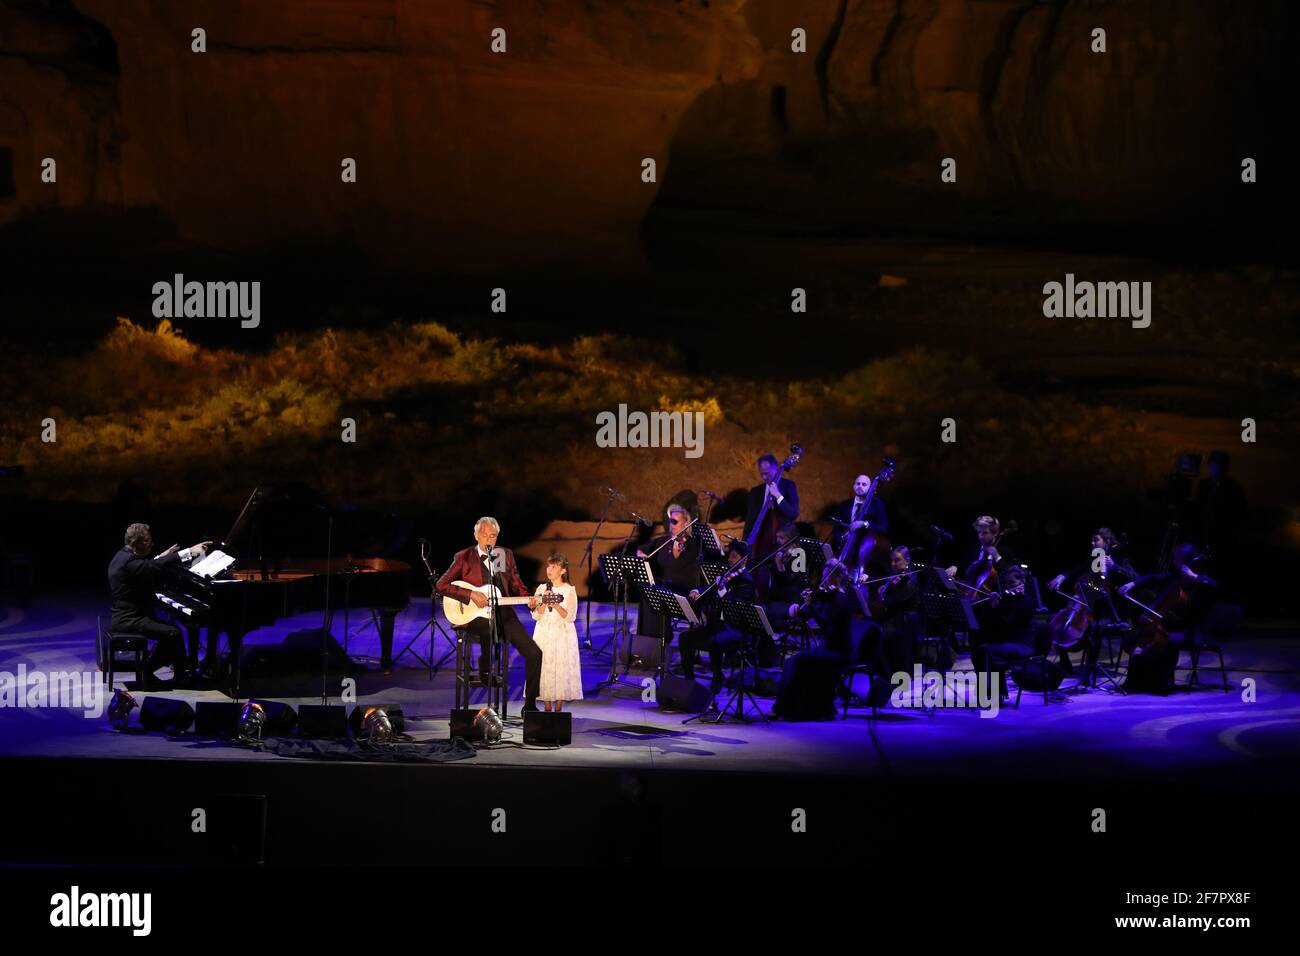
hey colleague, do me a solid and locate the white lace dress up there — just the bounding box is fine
[531,583,583,701]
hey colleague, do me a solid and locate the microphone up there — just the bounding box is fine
[697,490,722,501]
[629,512,653,527]
[606,487,626,500]
[929,525,954,540]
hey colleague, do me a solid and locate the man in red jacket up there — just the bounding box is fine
[436,516,543,711]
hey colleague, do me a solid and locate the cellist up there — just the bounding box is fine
[1118,543,1218,694]
[1045,527,1138,677]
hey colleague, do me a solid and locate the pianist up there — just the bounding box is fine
[436,517,544,712]
[108,523,211,689]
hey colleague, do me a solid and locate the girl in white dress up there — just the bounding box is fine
[531,553,583,711]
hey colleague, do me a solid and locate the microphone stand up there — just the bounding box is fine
[320,510,333,706]
[485,546,506,719]
[582,489,619,653]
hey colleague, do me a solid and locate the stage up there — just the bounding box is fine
[2,590,1298,873]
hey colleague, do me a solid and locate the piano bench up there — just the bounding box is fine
[96,617,151,690]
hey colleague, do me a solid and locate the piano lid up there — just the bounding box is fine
[223,484,413,568]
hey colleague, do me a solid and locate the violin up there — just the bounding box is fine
[970,520,1017,596]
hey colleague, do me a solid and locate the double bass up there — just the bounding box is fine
[746,444,803,598]
[833,457,897,579]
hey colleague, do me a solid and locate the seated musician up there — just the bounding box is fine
[436,517,544,713]
[678,539,755,694]
[831,473,889,556]
[108,523,211,688]
[969,564,1038,697]
[945,515,1010,584]
[1046,527,1137,675]
[634,503,702,642]
[1119,543,1218,694]
[860,545,921,705]
[788,559,857,660]
[763,524,807,633]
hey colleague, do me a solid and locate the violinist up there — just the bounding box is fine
[678,539,756,694]
[788,556,856,658]
[634,503,702,643]
[969,564,1038,697]
[945,516,1011,586]
[1119,543,1218,694]
[763,524,809,633]
[859,546,921,705]
[1046,527,1137,676]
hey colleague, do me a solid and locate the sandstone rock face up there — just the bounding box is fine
[0,1,123,226]
[65,0,761,270]
[659,0,1295,241]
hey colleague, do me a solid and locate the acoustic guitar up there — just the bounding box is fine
[442,581,562,627]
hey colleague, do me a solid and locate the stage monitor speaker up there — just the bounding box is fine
[450,707,486,742]
[348,703,406,736]
[523,710,572,746]
[618,634,665,670]
[139,696,196,734]
[298,704,348,738]
[247,698,298,735]
[772,650,842,721]
[194,700,242,736]
[658,674,712,713]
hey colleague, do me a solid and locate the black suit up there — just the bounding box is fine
[107,547,189,676]
[742,477,799,543]
[830,496,889,555]
[678,570,757,688]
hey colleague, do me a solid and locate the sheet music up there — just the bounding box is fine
[189,549,237,579]
[672,592,701,626]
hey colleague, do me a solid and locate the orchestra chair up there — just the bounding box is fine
[95,616,149,689]
[1182,603,1241,692]
[838,661,877,720]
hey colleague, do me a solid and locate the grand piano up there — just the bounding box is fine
[154,484,411,694]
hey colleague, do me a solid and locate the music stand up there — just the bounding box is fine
[696,525,726,562]
[1065,583,1128,695]
[593,554,654,694]
[692,601,773,725]
[700,562,729,585]
[639,585,702,683]
[794,537,832,579]
[916,587,975,670]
